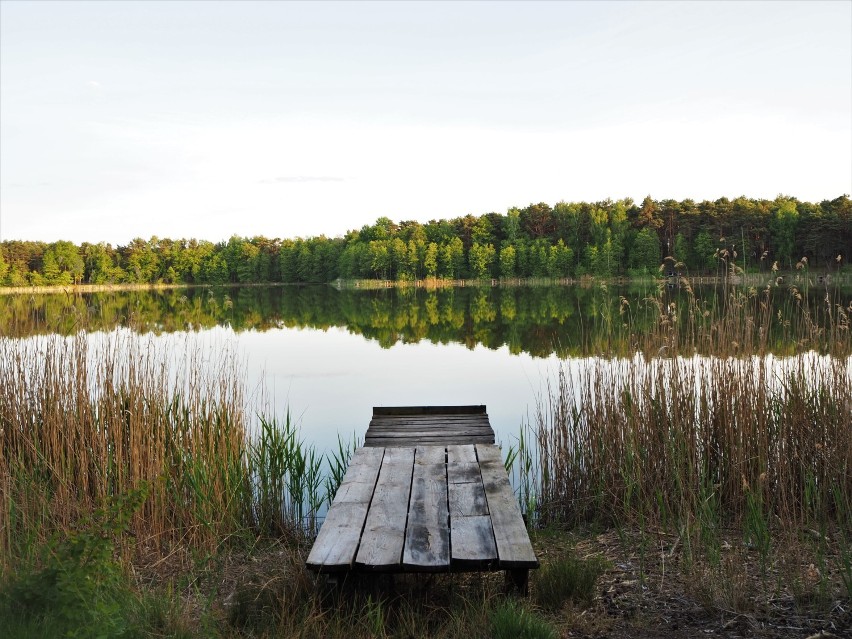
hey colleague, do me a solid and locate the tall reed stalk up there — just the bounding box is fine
[630,260,851,358]
[528,354,851,532]
[0,332,329,569]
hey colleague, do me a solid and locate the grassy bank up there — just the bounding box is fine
[1,329,849,637]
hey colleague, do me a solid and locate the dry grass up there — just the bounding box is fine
[0,331,323,569]
[632,265,852,358]
[531,354,851,530]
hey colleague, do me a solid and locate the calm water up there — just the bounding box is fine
[2,282,849,452]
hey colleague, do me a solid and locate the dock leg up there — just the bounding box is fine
[505,569,529,595]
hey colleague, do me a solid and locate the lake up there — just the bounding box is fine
[1,280,848,453]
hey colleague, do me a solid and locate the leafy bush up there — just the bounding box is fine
[489,599,555,639]
[533,555,607,610]
[0,486,147,639]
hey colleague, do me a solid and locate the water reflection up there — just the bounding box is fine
[1,281,848,357]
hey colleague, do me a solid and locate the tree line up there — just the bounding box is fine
[1,195,849,287]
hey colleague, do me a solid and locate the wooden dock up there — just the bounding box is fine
[306,406,538,589]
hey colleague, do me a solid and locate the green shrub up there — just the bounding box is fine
[0,486,147,639]
[533,555,607,610]
[489,599,556,639]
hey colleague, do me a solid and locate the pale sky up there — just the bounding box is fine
[1,0,850,245]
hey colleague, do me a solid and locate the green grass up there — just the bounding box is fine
[489,600,556,639]
[533,555,608,610]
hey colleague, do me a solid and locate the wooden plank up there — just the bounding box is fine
[476,445,538,569]
[449,482,489,517]
[447,445,487,512]
[370,416,492,424]
[364,435,494,448]
[446,462,481,484]
[373,405,485,416]
[355,447,415,570]
[366,435,494,439]
[368,428,492,436]
[450,515,497,566]
[365,429,494,439]
[447,445,478,464]
[369,422,492,431]
[447,443,496,566]
[306,447,384,571]
[367,422,493,430]
[402,446,450,571]
[368,419,492,428]
[365,436,494,447]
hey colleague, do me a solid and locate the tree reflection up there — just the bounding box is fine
[0,282,848,357]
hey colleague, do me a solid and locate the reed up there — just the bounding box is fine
[0,331,327,569]
[628,260,852,358]
[529,354,850,530]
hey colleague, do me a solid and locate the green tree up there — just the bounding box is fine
[84,242,122,284]
[423,242,438,278]
[520,202,555,239]
[123,238,160,283]
[503,208,521,242]
[692,229,716,273]
[673,233,689,268]
[549,239,573,277]
[236,240,260,283]
[0,248,8,284]
[42,241,84,284]
[438,238,464,278]
[629,228,661,273]
[390,238,409,280]
[499,244,516,278]
[469,242,496,279]
[770,198,799,269]
[279,241,299,282]
[296,242,315,282]
[369,241,391,279]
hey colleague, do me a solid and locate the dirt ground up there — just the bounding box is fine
[131,525,850,638]
[534,527,850,639]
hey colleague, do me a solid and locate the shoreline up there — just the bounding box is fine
[0,271,847,296]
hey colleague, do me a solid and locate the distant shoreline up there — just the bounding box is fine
[0,271,846,297]
[0,282,288,296]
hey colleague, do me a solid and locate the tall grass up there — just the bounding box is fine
[529,354,850,530]
[522,262,851,533]
[0,331,327,569]
[632,258,852,358]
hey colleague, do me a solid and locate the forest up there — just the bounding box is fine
[1,195,850,287]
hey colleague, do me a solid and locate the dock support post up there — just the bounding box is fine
[505,568,529,595]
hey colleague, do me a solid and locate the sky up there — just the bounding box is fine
[1,0,850,245]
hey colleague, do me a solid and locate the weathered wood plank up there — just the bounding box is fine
[368,420,492,428]
[447,445,487,513]
[447,445,478,464]
[476,445,538,569]
[448,481,489,517]
[447,443,497,566]
[367,435,493,441]
[446,462,481,484]
[366,429,494,439]
[450,515,497,566]
[367,427,492,436]
[369,423,492,432]
[365,436,494,447]
[306,447,384,571]
[370,416,492,425]
[367,423,493,431]
[373,405,485,416]
[402,446,449,571]
[355,447,415,570]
